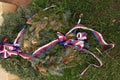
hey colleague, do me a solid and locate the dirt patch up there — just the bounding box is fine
[0,65,20,80]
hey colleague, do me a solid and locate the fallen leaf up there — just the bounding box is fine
[49,56,54,63]
[36,65,49,76]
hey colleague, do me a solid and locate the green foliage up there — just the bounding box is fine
[0,0,120,80]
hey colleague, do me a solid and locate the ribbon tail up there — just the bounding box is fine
[14,26,26,45]
[32,39,59,56]
[18,39,59,59]
[18,52,32,59]
[80,49,103,75]
[91,30,115,53]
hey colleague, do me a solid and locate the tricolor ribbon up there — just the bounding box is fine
[66,24,115,53]
[0,23,114,75]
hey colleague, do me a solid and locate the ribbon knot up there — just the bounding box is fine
[56,32,85,49]
[57,32,67,41]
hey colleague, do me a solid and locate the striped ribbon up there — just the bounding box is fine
[0,24,114,75]
[66,24,115,53]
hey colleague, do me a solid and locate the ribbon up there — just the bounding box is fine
[66,24,115,53]
[0,23,114,75]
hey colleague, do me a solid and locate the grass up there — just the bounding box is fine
[0,0,120,80]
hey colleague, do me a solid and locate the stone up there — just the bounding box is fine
[0,65,20,80]
[0,2,17,26]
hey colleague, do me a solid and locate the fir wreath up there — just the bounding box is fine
[0,16,114,75]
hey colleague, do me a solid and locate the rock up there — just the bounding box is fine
[0,65,20,80]
[0,13,4,26]
[0,0,33,26]
[0,2,17,26]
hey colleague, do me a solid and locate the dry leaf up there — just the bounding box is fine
[49,56,54,63]
[36,65,49,76]
[64,55,74,64]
